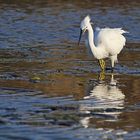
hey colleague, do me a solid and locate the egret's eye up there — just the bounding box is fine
[83,27,87,31]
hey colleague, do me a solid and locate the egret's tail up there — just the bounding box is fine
[116,28,129,34]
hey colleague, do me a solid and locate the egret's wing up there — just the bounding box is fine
[96,28,127,55]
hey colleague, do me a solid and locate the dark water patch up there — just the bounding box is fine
[0,0,139,50]
[114,66,140,75]
[0,73,27,81]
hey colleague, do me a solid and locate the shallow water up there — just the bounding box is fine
[0,0,140,140]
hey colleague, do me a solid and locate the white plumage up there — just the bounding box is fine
[78,15,128,71]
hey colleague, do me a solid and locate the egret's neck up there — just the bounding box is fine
[87,24,107,60]
[87,24,96,48]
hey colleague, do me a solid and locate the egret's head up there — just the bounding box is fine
[78,15,91,45]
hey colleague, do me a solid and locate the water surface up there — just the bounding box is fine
[0,0,140,140]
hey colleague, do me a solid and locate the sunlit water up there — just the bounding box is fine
[0,0,140,140]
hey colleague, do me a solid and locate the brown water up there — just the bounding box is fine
[0,0,140,139]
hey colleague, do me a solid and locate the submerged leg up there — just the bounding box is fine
[111,67,114,73]
[98,59,106,71]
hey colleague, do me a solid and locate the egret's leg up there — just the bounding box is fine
[98,59,106,71]
[110,55,117,73]
[99,59,104,71]
[111,60,114,73]
[102,59,106,70]
[98,71,105,81]
[111,67,114,73]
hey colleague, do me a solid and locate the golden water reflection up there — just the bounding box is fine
[80,73,125,128]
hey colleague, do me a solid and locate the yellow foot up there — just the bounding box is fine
[98,59,106,71]
[98,71,105,81]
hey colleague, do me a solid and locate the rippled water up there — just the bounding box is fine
[0,0,140,140]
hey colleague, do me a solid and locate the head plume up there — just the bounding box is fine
[80,15,91,29]
[84,15,91,22]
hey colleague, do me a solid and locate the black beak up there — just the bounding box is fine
[78,29,83,46]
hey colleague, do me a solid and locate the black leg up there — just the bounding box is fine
[111,67,114,73]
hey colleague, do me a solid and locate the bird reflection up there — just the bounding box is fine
[79,73,125,128]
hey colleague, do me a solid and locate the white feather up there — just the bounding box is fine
[96,27,127,56]
[80,15,128,68]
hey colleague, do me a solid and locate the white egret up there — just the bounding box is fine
[78,15,128,72]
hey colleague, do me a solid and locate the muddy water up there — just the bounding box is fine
[0,0,140,140]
